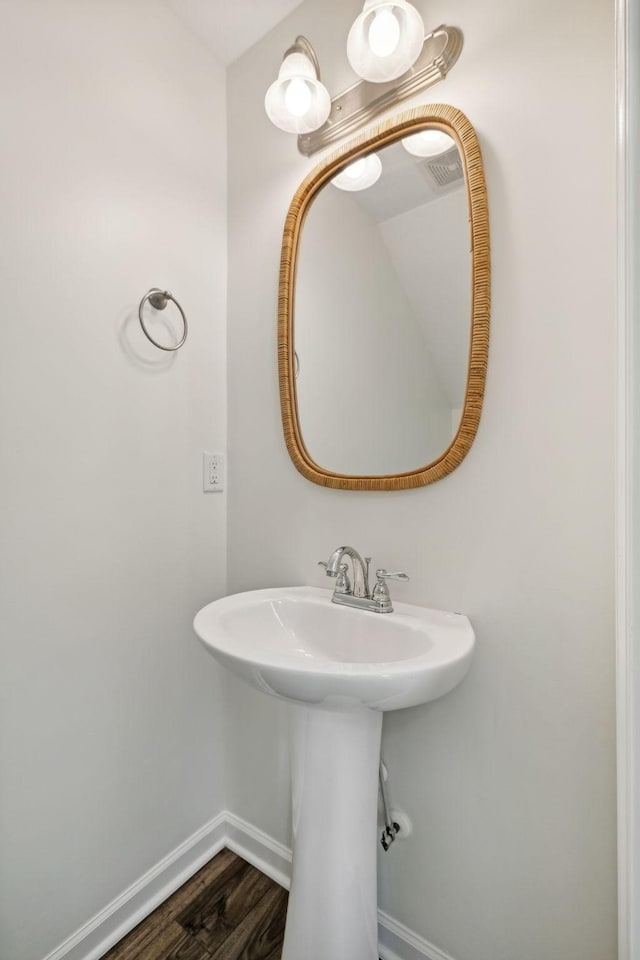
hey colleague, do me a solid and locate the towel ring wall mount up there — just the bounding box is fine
[138,288,188,351]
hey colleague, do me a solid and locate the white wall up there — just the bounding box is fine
[0,4,227,959]
[227,1,617,959]
[379,187,470,410]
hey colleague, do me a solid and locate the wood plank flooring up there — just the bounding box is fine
[103,849,288,960]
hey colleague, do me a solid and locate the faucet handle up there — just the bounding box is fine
[335,563,351,595]
[371,569,409,611]
[376,569,410,582]
[318,561,328,570]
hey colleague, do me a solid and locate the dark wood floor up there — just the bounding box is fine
[103,849,288,960]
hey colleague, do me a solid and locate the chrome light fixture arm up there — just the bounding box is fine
[297,25,463,156]
[287,36,322,80]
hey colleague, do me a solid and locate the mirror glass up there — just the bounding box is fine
[294,129,471,476]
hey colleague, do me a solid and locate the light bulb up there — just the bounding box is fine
[265,43,331,134]
[368,9,400,57]
[284,78,312,118]
[331,154,382,191]
[344,159,366,180]
[347,1,424,83]
[402,129,456,157]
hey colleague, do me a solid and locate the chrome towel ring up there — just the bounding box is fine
[138,288,188,351]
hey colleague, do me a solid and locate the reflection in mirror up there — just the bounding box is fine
[295,132,470,475]
[278,104,490,490]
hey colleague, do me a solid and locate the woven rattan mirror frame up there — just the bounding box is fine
[278,104,490,491]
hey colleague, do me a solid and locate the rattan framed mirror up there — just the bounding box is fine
[278,104,490,491]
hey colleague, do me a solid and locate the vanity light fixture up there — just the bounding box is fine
[264,36,331,134]
[331,154,383,191]
[401,128,455,157]
[347,0,425,82]
[265,24,462,157]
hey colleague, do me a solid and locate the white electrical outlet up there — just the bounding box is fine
[203,451,225,493]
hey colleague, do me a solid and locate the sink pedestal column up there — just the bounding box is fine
[282,706,383,960]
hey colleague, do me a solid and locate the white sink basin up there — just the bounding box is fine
[193,585,474,711]
[194,584,475,960]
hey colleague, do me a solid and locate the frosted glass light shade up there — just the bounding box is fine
[265,51,331,134]
[331,154,382,191]
[402,129,456,157]
[347,0,424,83]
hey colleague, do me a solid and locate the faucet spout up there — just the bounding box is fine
[325,546,369,598]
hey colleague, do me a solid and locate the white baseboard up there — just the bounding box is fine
[42,813,228,960]
[44,811,455,960]
[223,811,292,891]
[378,910,458,960]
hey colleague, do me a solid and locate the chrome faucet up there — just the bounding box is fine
[319,546,409,614]
[325,545,371,597]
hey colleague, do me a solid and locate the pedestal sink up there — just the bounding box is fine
[193,586,474,960]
